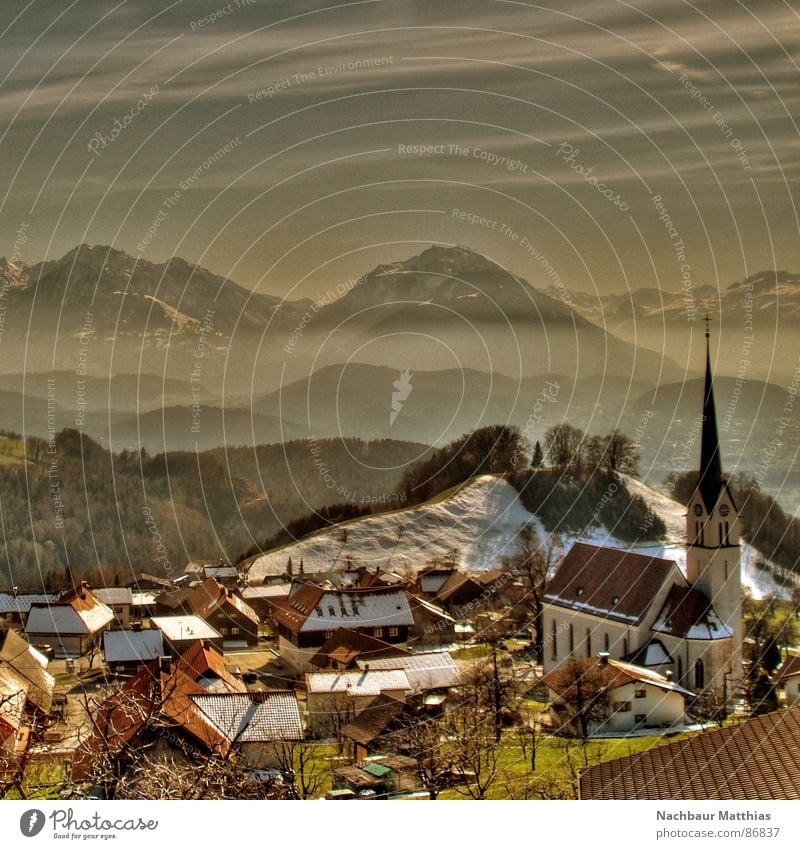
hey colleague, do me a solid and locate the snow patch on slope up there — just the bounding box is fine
[247,473,794,600]
[247,476,544,581]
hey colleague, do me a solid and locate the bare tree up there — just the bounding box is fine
[274,739,325,799]
[390,712,454,800]
[501,527,562,663]
[113,754,293,799]
[584,431,640,478]
[445,705,499,800]
[544,424,584,474]
[552,656,611,741]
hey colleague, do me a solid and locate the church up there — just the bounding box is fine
[542,327,743,698]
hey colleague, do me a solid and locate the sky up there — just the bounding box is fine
[1,0,798,302]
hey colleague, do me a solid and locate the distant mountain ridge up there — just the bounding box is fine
[554,270,800,382]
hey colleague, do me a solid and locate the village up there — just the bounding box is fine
[1,341,799,801]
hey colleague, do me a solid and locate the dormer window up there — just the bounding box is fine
[328,606,335,616]
[694,504,703,516]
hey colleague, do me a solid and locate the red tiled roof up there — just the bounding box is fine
[175,641,246,693]
[580,706,800,799]
[185,578,258,626]
[310,628,411,669]
[545,543,681,624]
[542,656,690,698]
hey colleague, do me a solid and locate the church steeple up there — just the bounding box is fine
[698,316,723,511]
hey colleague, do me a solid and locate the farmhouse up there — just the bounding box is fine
[25,584,114,658]
[271,581,414,671]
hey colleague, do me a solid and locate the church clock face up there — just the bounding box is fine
[694,504,703,516]
[719,504,730,516]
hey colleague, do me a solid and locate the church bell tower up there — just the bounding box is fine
[685,317,743,689]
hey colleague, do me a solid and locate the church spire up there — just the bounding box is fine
[698,315,723,509]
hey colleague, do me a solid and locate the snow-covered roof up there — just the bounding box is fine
[190,691,303,742]
[131,591,158,607]
[356,652,461,691]
[150,615,221,642]
[305,669,411,696]
[304,589,413,632]
[93,588,133,606]
[651,585,734,640]
[0,593,59,614]
[103,629,164,663]
[25,590,114,636]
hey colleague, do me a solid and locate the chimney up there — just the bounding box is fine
[666,670,673,681]
[598,652,610,667]
[159,656,171,674]
[363,663,370,673]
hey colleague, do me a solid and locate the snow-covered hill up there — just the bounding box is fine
[246,476,542,581]
[245,474,794,600]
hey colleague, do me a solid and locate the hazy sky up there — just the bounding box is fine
[1,0,798,301]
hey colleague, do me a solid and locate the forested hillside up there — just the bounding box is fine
[0,429,428,589]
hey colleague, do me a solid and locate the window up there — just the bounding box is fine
[374,628,384,638]
[634,689,646,699]
[388,627,399,637]
[352,604,359,615]
[623,638,629,656]
[634,714,646,724]
[568,624,574,654]
[604,633,610,652]
[695,658,705,690]
[324,630,334,639]
[231,627,240,636]
[551,620,558,660]
[613,701,631,712]
[585,628,591,658]
[328,606,336,616]
[219,627,228,636]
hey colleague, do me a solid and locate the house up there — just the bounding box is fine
[407,595,456,649]
[150,615,223,657]
[72,641,246,782]
[580,705,800,799]
[305,668,411,736]
[0,628,55,736]
[173,640,246,694]
[103,629,165,675]
[542,655,691,736]
[270,582,414,671]
[93,587,133,629]
[355,652,461,693]
[542,334,743,700]
[71,658,230,782]
[309,628,411,670]
[775,653,800,706]
[0,592,59,628]
[130,591,158,622]
[189,690,303,771]
[183,578,259,647]
[25,584,114,658]
[200,564,240,588]
[339,694,408,762]
[241,584,292,620]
